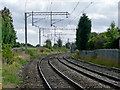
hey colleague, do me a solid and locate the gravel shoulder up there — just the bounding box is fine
[18,56,45,89]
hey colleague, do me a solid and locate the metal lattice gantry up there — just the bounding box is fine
[25,11,70,54]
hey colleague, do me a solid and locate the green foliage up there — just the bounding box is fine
[45,39,52,49]
[16,57,29,65]
[57,38,62,47]
[72,49,80,59]
[65,42,71,49]
[2,64,20,87]
[76,13,91,50]
[87,22,120,49]
[13,42,21,47]
[2,56,30,87]
[0,14,2,51]
[2,44,14,64]
[1,7,17,46]
[87,32,106,50]
[53,43,58,49]
[104,22,119,49]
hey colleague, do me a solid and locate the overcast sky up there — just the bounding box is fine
[0,0,119,46]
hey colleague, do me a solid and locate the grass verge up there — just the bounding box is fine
[72,51,120,68]
[2,47,70,88]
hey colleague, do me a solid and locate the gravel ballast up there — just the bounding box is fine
[18,57,45,89]
[50,57,113,89]
[40,55,76,89]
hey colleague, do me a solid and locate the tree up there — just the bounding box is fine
[65,42,71,49]
[104,22,119,49]
[76,13,91,50]
[1,7,17,46]
[57,38,62,47]
[87,32,106,50]
[53,43,58,48]
[45,39,52,49]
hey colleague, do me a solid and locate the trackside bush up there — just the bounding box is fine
[72,49,80,59]
[2,44,14,64]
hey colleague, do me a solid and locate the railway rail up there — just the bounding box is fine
[70,57,120,73]
[37,54,85,90]
[63,57,120,81]
[37,53,120,89]
[57,57,120,89]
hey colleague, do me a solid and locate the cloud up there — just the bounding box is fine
[0,0,119,45]
[88,13,107,20]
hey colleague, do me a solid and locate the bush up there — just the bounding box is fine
[2,44,14,64]
[72,49,80,59]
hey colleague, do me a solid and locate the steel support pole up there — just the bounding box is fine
[51,11,52,26]
[25,13,27,54]
[39,28,41,47]
[54,28,56,44]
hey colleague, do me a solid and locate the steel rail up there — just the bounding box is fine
[48,59,85,90]
[71,57,120,73]
[63,57,120,82]
[37,59,52,90]
[57,58,120,89]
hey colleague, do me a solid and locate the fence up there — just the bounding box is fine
[79,49,120,63]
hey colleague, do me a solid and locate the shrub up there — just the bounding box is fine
[2,44,14,64]
[72,49,80,59]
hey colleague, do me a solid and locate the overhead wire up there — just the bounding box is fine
[69,2,93,24]
[70,1,80,16]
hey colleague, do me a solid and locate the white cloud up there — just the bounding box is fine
[3,0,18,4]
[88,13,107,20]
[16,28,38,35]
[16,29,24,34]
[92,26,109,33]
[0,0,119,45]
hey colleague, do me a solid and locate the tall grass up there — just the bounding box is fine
[72,51,120,68]
[80,56,120,68]
[2,47,70,88]
[2,56,30,88]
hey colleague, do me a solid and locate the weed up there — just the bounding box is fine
[73,55,120,68]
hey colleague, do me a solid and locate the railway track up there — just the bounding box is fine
[70,57,120,73]
[37,54,85,90]
[63,57,120,81]
[57,57,120,89]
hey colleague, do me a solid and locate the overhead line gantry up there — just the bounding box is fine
[25,11,70,54]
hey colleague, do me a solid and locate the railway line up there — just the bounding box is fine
[70,57,120,73]
[57,57,120,89]
[37,54,84,89]
[63,57,120,81]
[36,53,120,89]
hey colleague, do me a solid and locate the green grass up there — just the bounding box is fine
[2,47,70,88]
[0,53,2,84]
[2,64,20,85]
[0,68,2,84]
[80,56,120,68]
[2,57,30,87]
[21,46,36,50]
[72,54,120,68]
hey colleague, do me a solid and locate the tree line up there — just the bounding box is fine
[1,7,119,53]
[76,13,120,50]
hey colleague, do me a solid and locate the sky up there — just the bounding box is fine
[0,0,119,46]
